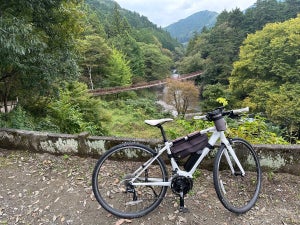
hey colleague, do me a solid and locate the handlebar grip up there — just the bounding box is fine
[232,107,249,115]
[194,115,207,120]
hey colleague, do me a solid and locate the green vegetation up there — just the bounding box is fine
[230,16,300,143]
[1,0,299,144]
[101,97,169,139]
[177,0,300,143]
[47,82,110,135]
[0,82,110,135]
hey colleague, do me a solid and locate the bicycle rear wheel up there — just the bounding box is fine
[213,138,261,214]
[92,143,168,218]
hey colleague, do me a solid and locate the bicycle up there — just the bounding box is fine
[92,107,262,218]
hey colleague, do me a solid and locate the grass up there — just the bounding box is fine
[101,96,179,139]
[102,106,161,139]
[100,95,207,141]
[102,107,196,140]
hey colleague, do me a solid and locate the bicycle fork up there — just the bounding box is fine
[221,134,245,176]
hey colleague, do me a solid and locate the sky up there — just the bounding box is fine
[115,0,257,27]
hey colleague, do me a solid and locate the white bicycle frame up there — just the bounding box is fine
[130,124,246,187]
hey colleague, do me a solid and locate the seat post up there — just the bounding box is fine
[157,124,168,143]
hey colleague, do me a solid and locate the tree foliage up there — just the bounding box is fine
[266,84,300,143]
[0,0,82,111]
[47,82,110,135]
[83,0,178,85]
[76,4,111,89]
[178,0,300,111]
[140,43,173,81]
[109,33,145,82]
[103,48,132,87]
[230,16,300,142]
[200,83,229,111]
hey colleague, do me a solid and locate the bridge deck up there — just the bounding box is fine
[90,71,202,96]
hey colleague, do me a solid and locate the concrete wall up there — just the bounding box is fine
[0,128,299,175]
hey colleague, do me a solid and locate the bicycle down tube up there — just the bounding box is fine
[130,144,171,187]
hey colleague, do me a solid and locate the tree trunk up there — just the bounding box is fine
[88,66,94,90]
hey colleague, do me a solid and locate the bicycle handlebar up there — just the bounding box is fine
[193,115,207,120]
[194,107,249,121]
[231,107,249,115]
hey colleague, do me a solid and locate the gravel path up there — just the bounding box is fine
[0,149,299,225]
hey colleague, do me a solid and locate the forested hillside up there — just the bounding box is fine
[178,0,300,142]
[81,0,182,86]
[165,10,218,44]
[0,0,299,143]
[0,0,182,135]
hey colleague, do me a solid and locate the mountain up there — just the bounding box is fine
[165,10,218,44]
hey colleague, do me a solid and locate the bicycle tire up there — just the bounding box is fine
[92,142,168,218]
[213,138,262,214]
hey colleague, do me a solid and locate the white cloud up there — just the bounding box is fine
[115,0,257,27]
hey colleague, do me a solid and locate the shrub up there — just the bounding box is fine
[47,82,110,135]
[0,106,34,130]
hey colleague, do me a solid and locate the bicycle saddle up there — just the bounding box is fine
[144,118,173,126]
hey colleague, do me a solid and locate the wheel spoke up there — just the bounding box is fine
[92,143,168,218]
[213,138,262,214]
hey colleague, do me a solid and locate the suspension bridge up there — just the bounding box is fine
[90,71,203,96]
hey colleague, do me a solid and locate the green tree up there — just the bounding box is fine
[84,0,180,84]
[0,0,83,113]
[104,2,131,38]
[78,35,111,89]
[103,48,132,87]
[76,3,117,89]
[230,16,300,141]
[0,16,44,112]
[266,83,300,143]
[179,0,300,112]
[200,83,229,112]
[47,82,109,135]
[244,0,300,33]
[140,43,172,81]
[179,8,246,85]
[109,33,145,83]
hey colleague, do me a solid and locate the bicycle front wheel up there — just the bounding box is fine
[213,138,262,214]
[92,143,168,218]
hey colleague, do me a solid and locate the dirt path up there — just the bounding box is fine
[0,149,299,225]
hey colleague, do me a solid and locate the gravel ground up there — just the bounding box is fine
[0,149,299,225]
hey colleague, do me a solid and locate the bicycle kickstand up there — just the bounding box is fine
[179,191,189,213]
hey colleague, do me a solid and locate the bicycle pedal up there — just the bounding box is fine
[179,207,189,213]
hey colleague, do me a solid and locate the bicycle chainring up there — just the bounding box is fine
[171,175,193,196]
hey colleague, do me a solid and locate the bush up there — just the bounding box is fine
[47,82,110,135]
[226,115,288,144]
[164,115,287,144]
[0,106,35,130]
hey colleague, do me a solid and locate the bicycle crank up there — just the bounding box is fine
[171,175,193,213]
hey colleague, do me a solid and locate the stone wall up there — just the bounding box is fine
[0,128,299,175]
